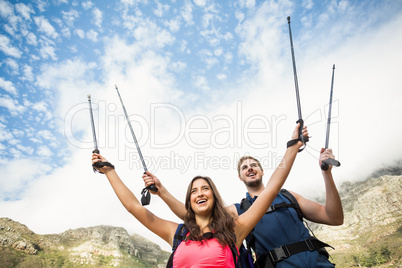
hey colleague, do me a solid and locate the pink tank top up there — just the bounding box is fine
[173,237,236,267]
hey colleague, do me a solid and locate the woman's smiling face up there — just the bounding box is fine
[190,178,215,216]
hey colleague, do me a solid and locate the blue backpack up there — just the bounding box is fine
[235,189,333,268]
[166,224,241,267]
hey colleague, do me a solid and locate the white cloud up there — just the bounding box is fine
[92,8,102,28]
[39,42,57,60]
[3,24,16,36]
[301,13,313,28]
[181,1,194,25]
[32,101,48,112]
[11,129,24,137]
[16,144,34,155]
[216,73,226,80]
[59,28,71,39]
[179,40,188,53]
[0,0,14,18]
[0,158,51,200]
[0,150,139,236]
[223,51,232,64]
[35,0,47,12]
[34,16,59,39]
[212,45,222,55]
[238,0,256,9]
[0,122,13,142]
[194,0,206,7]
[153,3,169,17]
[164,18,180,32]
[38,130,56,141]
[302,0,313,10]
[22,64,34,82]
[204,55,218,69]
[37,145,53,157]
[25,32,38,46]
[82,1,94,10]
[52,17,63,28]
[235,10,245,23]
[86,29,98,42]
[201,12,213,28]
[0,143,5,152]
[0,34,22,58]
[0,2,21,36]
[193,75,210,92]
[170,61,186,73]
[29,137,42,144]
[15,3,35,20]
[0,77,17,95]
[236,1,290,71]
[132,19,175,49]
[5,58,19,74]
[75,28,85,39]
[61,9,80,27]
[69,45,78,53]
[55,0,68,4]
[0,95,25,115]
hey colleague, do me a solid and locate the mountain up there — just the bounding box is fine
[0,218,170,267]
[1,174,401,267]
[309,174,401,267]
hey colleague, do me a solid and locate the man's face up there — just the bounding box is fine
[238,159,264,187]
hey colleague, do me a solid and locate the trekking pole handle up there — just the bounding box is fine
[321,161,329,171]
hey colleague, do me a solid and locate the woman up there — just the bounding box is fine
[92,124,306,267]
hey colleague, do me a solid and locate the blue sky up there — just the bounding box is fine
[1,0,402,251]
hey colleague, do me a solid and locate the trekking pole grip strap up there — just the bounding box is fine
[92,161,115,174]
[287,139,299,148]
[286,138,305,152]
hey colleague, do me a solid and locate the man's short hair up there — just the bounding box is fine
[237,156,263,175]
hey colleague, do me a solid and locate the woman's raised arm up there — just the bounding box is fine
[92,153,178,246]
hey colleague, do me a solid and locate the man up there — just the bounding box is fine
[228,148,343,267]
[143,127,343,267]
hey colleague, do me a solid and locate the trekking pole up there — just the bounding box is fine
[115,85,158,206]
[321,65,341,170]
[88,95,114,173]
[287,16,309,151]
[88,94,99,154]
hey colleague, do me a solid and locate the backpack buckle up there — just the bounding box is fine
[305,238,315,251]
[269,245,290,263]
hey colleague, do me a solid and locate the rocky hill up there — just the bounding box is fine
[0,219,170,267]
[1,174,401,267]
[310,175,401,267]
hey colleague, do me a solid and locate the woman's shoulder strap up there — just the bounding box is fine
[166,224,188,268]
[172,224,188,251]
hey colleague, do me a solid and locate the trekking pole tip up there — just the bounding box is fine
[115,84,118,89]
[333,64,335,69]
[88,94,91,100]
[287,16,291,22]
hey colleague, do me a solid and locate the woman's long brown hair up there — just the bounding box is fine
[184,176,236,247]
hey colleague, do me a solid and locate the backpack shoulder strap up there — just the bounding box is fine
[240,197,252,213]
[279,189,303,221]
[230,243,242,268]
[172,224,187,251]
[166,224,188,267]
